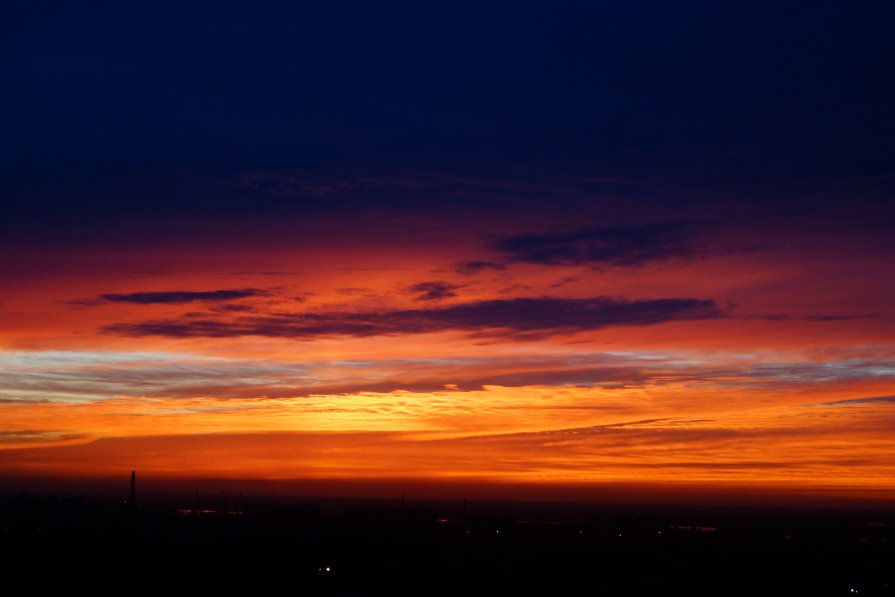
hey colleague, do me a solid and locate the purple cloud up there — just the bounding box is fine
[103,296,725,339]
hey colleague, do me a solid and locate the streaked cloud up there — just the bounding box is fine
[495,223,696,267]
[2,391,893,495]
[408,281,461,302]
[98,288,268,304]
[102,296,724,339]
[812,395,895,407]
[454,261,506,275]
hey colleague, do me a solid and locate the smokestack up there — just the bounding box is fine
[129,470,136,510]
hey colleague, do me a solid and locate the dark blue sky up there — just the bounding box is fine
[3,0,894,240]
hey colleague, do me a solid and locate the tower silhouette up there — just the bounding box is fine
[129,470,136,510]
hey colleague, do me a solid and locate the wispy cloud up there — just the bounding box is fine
[454,261,506,275]
[812,395,895,407]
[103,296,725,340]
[495,223,696,266]
[97,288,268,304]
[408,281,461,301]
[0,430,90,446]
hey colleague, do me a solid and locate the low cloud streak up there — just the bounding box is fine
[98,289,267,304]
[495,223,696,267]
[103,296,725,340]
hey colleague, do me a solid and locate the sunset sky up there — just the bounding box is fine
[2,2,894,504]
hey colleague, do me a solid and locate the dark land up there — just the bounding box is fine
[2,488,894,596]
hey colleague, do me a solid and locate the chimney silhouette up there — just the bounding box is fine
[129,470,136,510]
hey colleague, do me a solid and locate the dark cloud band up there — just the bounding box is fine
[495,223,695,266]
[104,295,724,339]
[409,281,461,301]
[99,289,266,304]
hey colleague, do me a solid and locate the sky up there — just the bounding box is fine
[2,1,895,505]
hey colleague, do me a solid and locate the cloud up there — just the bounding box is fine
[748,313,879,322]
[812,395,895,407]
[97,288,267,304]
[454,261,507,275]
[103,296,725,340]
[409,281,461,301]
[209,304,259,313]
[0,349,685,403]
[495,223,695,266]
[0,350,633,403]
[453,366,651,390]
[0,350,309,403]
[15,349,891,404]
[0,430,95,449]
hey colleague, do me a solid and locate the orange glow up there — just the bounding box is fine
[1,221,894,506]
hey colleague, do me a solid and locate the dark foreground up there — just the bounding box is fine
[2,493,893,596]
